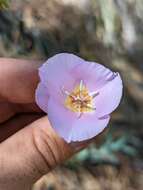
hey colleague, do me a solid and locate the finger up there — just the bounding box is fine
[0,113,44,142]
[0,102,15,123]
[0,117,88,190]
[15,103,43,113]
[0,102,42,124]
[0,58,42,103]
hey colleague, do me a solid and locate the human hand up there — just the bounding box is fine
[0,58,93,190]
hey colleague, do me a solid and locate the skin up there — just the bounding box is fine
[0,58,105,190]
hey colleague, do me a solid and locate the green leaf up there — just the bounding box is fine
[0,0,9,9]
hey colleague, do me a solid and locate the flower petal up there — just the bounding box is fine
[47,98,110,142]
[47,98,77,142]
[69,114,110,142]
[35,82,49,113]
[39,53,85,98]
[70,61,116,91]
[95,73,123,117]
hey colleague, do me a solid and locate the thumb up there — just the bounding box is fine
[0,116,86,190]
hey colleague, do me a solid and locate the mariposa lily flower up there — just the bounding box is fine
[35,53,123,142]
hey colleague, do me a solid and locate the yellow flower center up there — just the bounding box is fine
[62,80,98,117]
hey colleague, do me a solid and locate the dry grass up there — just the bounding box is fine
[33,163,143,190]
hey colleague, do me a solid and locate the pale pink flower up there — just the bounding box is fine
[36,53,123,142]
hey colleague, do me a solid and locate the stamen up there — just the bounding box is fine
[61,86,77,100]
[83,103,96,111]
[90,91,99,99]
[79,79,84,98]
[78,112,83,119]
[61,86,67,95]
[64,90,71,96]
[83,91,99,100]
[87,106,96,111]
[79,80,83,92]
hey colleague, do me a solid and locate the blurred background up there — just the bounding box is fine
[0,0,143,189]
